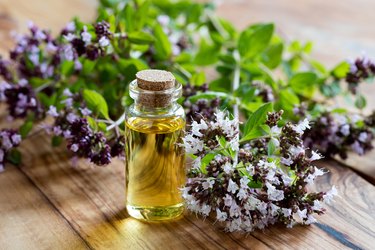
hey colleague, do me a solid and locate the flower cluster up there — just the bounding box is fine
[251,81,275,102]
[346,56,375,94]
[61,21,112,61]
[182,83,221,124]
[0,129,22,171]
[182,110,336,232]
[303,112,374,159]
[45,90,124,166]
[0,20,113,116]
[1,79,43,119]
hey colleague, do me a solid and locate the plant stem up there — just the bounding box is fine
[206,11,229,40]
[232,50,241,166]
[35,81,55,93]
[174,63,192,79]
[106,113,125,131]
[233,50,240,121]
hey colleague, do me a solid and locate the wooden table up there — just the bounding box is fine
[0,1,374,249]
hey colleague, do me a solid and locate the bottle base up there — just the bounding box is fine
[126,203,184,221]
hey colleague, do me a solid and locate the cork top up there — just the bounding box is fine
[136,69,175,91]
[132,69,179,108]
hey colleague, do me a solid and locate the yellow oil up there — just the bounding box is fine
[125,116,185,221]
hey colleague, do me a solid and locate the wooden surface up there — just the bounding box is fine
[0,0,375,249]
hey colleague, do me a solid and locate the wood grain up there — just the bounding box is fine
[0,166,87,250]
[0,0,97,56]
[14,134,374,250]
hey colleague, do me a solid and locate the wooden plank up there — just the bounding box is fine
[0,0,97,56]
[16,134,375,249]
[18,135,269,249]
[0,166,88,250]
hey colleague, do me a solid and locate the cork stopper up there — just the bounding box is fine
[136,69,175,91]
[135,69,176,108]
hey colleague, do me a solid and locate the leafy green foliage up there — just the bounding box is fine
[1,0,373,172]
[241,103,273,142]
[153,24,172,60]
[289,72,318,98]
[355,94,367,109]
[19,120,33,139]
[127,31,154,44]
[238,23,274,59]
[83,89,110,119]
[332,61,350,78]
[6,149,22,166]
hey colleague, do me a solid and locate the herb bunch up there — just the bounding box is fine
[182,106,336,232]
[0,0,374,172]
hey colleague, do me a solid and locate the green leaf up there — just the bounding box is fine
[200,153,216,174]
[52,136,63,147]
[240,126,268,142]
[243,103,273,135]
[61,60,75,76]
[355,94,367,109]
[217,136,227,148]
[310,60,328,75]
[194,39,219,66]
[118,58,148,80]
[209,77,231,92]
[259,124,271,135]
[278,89,300,111]
[219,18,237,38]
[242,103,273,142]
[190,71,206,86]
[320,82,341,97]
[262,43,283,69]
[6,149,22,166]
[124,3,135,32]
[83,89,110,119]
[86,116,98,130]
[289,72,318,98]
[289,41,301,52]
[202,153,215,165]
[248,180,263,188]
[332,61,350,79]
[267,138,277,156]
[127,31,154,44]
[82,60,97,75]
[238,23,274,59]
[153,24,172,60]
[219,54,236,65]
[107,14,116,33]
[303,41,313,53]
[188,91,229,102]
[174,52,192,63]
[19,120,33,139]
[240,102,265,113]
[234,84,256,99]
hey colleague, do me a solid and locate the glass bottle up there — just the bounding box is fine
[125,69,185,221]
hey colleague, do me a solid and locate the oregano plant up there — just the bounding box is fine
[0,0,373,231]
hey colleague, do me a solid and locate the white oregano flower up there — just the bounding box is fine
[81,26,92,44]
[99,36,110,47]
[294,118,311,134]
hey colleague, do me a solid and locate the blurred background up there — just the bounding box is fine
[0,0,374,66]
